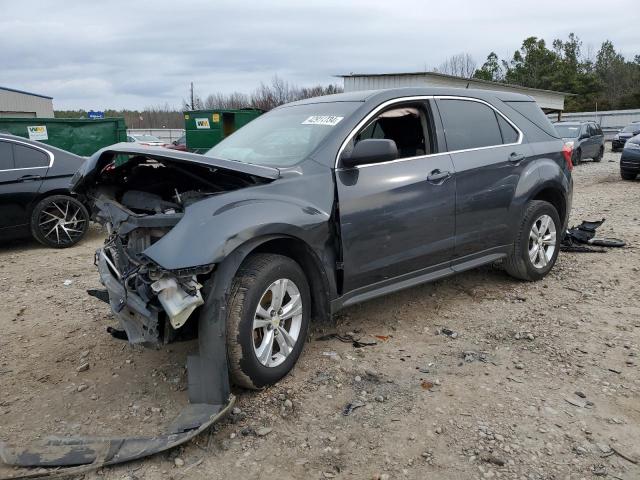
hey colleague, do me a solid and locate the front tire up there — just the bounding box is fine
[226,254,311,389]
[621,170,637,181]
[30,195,89,248]
[505,200,561,281]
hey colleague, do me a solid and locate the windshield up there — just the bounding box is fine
[622,124,640,133]
[205,102,360,167]
[134,135,161,142]
[554,124,580,138]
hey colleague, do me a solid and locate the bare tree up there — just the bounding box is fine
[434,53,477,78]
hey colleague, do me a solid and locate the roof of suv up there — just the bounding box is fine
[283,87,534,107]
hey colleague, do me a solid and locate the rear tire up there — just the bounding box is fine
[504,200,561,282]
[594,146,604,162]
[621,170,637,180]
[226,254,311,389]
[30,195,89,248]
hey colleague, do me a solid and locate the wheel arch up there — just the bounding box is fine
[210,234,334,326]
[529,185,567,227]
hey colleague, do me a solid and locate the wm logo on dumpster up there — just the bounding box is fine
[195,118,210,129]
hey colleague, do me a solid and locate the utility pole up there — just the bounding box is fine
[190,82,195,110]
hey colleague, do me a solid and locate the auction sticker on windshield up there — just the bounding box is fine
[302,116,344,126]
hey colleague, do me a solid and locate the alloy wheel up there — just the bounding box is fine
[528,214,556,269]
[37,199,87,246]
[252,278,303,367]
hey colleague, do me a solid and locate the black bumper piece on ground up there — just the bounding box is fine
[0,400,234,477]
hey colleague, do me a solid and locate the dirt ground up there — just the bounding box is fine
[1,150,639,480]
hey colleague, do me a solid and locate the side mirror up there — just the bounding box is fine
[579,133,589,140]
[341,139,398,168]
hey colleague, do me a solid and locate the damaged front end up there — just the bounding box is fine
[95,193,210,346]
[0,145,280,475]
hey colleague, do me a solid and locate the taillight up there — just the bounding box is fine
[562,143,573,172]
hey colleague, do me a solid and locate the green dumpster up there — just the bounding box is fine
[184,109,262,153]
[0,117,127,156]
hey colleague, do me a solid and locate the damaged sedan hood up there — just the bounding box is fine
[71,143,280,193]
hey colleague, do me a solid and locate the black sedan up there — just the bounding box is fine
[0,134,89,247]
[620,134,640,180]
[612,122,640,152]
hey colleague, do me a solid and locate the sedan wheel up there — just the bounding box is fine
[528,214,557,269]
[31,195,89,248]
[252,278,303,368]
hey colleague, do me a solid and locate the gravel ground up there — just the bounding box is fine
[1,150,639,480]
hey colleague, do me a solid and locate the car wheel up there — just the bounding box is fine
[594,146,604,162]
[226,253,310,389]
[572,148,582,166]
[621,170,637,181]
[504,200,561,282]
[30,195,89,248]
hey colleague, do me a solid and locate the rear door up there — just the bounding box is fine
[0,140,48,230]
[336,100,456,292]
[434,97,529,260]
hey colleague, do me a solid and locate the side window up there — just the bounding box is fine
[596,124,603,135]
[13,143,49,168]
[581,125,590,137]
[496,114,519,144]
[354,104,432,159]
[438,99,503,151]
[0,141,15,170]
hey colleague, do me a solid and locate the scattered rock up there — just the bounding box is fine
[77,384,88,392]
[174,457,184,467]
[76,363,89,373]
[256,427,273,437]
[63,279,73,286]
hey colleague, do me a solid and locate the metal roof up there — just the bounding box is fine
[336,71,573,97]
[0,85,53,100]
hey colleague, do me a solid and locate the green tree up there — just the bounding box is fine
[473,52,502,82]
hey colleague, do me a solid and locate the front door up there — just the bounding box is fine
[0,140,47,231]
[336,101,456,293]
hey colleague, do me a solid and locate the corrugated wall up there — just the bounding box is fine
[343,75,565,111]
[0,89,54,118]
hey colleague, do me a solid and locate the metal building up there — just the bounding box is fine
[0,86,54,118]
[338,71,569,117]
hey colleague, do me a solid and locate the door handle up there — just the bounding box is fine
[427,169,451,184]
[19,174,42,181]
[509,152,526,163]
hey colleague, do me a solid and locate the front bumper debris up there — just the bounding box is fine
[0,399,234,477]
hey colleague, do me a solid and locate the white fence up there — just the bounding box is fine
[127,128,184,144]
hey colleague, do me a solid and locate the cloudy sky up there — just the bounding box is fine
[2,0,638,110]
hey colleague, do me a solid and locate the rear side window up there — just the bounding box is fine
[497,115,519,144]
[504,101,558,138]
[13,143,49,168]
[0,141,14,170]
[438,99,502,151]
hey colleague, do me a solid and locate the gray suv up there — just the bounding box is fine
[72,87,573,394]
[553,121,605,165]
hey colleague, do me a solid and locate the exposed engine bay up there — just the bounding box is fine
[88,153,271,345]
